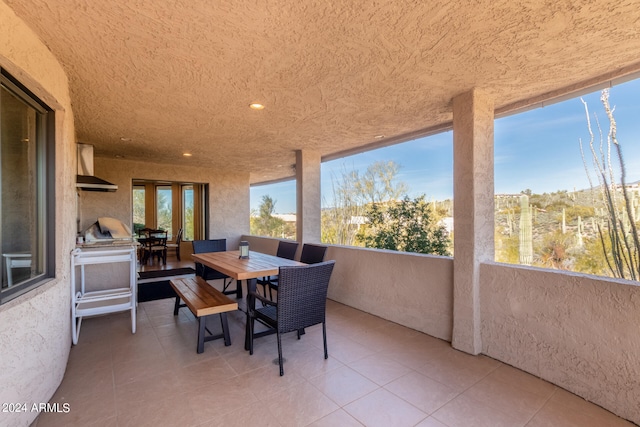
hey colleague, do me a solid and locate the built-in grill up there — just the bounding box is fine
[79,217,134,247]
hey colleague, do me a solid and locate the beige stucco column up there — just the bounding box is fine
[296,149,322,243]
[452,89,495,355]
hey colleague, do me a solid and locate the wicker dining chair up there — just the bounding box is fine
[247,260,335,376]
[299,243,328,264]
[263,243,327,300]
[257,240,299,300]
[192,239,235,295]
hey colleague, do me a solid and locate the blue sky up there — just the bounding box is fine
[251,78,640,214]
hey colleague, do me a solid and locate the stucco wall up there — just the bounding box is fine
[0,2,77,426]
[480,263,640,424]
[242,236,454,341]
[242,235,281,256]
[326,245,454,341]
[79,157,250,249]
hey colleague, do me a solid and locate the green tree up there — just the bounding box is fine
[353,161,408,205]
[184,204,194,240]
[322,161,407,246]
[156,188,172,236]
[132,187,145,232]
[357,195,450,256]
[250,195,286,237]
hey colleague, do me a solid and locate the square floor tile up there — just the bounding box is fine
[344,388,427,427]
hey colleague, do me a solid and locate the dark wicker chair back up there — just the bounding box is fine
[258,241,299,299]
[276,240,299,260]
[192,239,229,282]
[299,243,327,264]
[277,260,335,333]
[192,238,226,253]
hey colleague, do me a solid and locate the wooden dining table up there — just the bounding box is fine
[191,249,305,350]
[191,250,304,298]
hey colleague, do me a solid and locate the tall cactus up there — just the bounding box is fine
[561,208,566,234]
[519,195,533,265]
[576,216,584,248]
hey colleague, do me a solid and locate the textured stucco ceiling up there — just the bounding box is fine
[5,0,640,183]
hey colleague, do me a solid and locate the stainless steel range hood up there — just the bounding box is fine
[76,144,118,191]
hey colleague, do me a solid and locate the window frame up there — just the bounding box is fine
[132,179,207,242]
[0,69,56,305]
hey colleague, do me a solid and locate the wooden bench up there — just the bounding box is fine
[170,276,238,353]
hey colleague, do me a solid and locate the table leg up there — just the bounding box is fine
[197,317,206,354]
[236,279,243,299]
[244,278,257,351]
[220,313,231,346]
[173,296,181,315]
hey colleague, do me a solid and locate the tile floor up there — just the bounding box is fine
[33,280,634,427]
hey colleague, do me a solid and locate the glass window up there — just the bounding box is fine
[156,185,172,238]
[133,180,206,244]
[320,132,453,256]
[1,70,54,304]
[182,185,194,241]
[494,78,640,281]
[250,180,296,240]
[132,185,145,234]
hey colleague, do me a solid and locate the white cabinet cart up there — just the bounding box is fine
[70,246,137,344]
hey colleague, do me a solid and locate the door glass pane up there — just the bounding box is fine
[156,186,172,238]
[182,185,194,241]
[132,186,145,234]
[1,85,43,289]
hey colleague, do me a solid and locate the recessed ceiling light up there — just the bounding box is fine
[183,153,193,157]
[249,103,265,110]
[374,135,385,139]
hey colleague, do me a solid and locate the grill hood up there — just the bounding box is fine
[76,144,117,192]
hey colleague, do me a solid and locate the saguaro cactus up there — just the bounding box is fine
[576,216,584,248]
[506,210,513,237]
[519,195,533,265]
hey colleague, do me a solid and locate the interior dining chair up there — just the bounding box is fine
[148,230,168,265]
[247,260,336,375]
[257,240,299,300]
[192,239,235,295]
[136,227,153,261]
[165,228,183,261]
